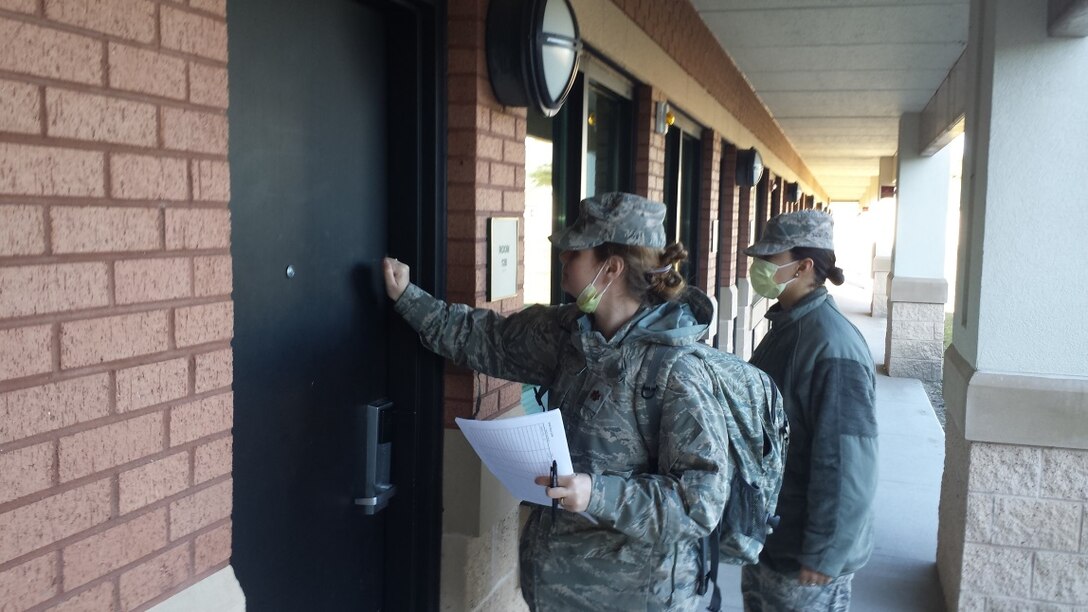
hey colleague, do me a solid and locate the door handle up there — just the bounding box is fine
[354,399,396,515]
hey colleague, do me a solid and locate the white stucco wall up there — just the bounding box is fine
[955,0,1088,376]
[893,113,951,280]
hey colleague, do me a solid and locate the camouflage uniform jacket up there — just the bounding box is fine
[394,283,731,611]
[749,287,878,579]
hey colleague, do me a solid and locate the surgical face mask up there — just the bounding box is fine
[749,258,799,299]
[576,265,614,313]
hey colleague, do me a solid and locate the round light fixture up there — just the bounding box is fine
[736,147,764,188]
[486,0,582,117]
[785,181,800,203]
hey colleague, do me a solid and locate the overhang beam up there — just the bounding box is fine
[1049,0,1088,37]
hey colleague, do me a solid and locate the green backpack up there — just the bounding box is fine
[641,344,789,610]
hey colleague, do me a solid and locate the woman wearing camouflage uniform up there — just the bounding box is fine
[742,210,878,611]
[383,193,730,611]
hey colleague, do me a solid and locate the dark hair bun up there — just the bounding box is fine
[828,266,845,286]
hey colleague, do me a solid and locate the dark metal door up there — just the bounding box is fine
[228,0,400,609]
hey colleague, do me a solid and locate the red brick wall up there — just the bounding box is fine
[0,1,232,609]
[695,129,720,293]
[446,0,527,427]
[634,85,665,202]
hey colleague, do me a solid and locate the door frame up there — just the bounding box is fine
[381,0,446,609]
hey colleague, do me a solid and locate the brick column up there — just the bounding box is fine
[441,2,530,611]
[732,177,756,359]
[718,146,740,290]
[696,129,721,295]
[717,144,740,354]
[447,0,526,425]
[0,2,236,609]
[745,172,775,351]
[937,1,1088,609]
[634,85,666,202]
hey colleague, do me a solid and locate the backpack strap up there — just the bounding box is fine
[640,345,673,403]
[641,345,718,603]
[707,524,722,611]
[637,344,679,465]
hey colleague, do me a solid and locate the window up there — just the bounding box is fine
[585,83,632,197]
[522,55,635,306]
[662,109,703,284]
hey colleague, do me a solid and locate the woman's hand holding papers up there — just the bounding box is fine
[535,473,593,513]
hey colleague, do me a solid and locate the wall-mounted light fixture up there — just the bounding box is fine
[486,0,582,117]
[736,147,764,188]
[785,181,800,203]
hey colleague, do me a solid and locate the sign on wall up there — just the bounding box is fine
[488,217,519,301]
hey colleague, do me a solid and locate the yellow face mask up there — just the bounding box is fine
[576,265,615,313]
[749,258,798,299]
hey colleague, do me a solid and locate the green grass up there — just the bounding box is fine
[944,312,954,350]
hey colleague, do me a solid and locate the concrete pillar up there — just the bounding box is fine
[733,279,755,360]
[937,2,1088,610]
[885,112,951,381]
[871,248,891,318]
[866,173,896,316]
[733,181,756,360]
[718,284,738,354]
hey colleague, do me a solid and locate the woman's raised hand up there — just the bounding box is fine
[383,257,410,301]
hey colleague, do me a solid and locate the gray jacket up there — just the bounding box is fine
[394,284,731,611]
[749,287,878,578]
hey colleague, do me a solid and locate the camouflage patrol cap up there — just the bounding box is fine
[549,192,667,250]
[745,209,835,257]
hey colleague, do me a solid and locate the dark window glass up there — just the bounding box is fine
[755,172,769,245]
[664,126,701,284]
[585,84,632,197]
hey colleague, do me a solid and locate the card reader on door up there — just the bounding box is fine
[354,399,396,515]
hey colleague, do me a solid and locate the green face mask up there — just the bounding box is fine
[576,266,614,313]
[749,258,798,299]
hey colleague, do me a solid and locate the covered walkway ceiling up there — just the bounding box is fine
[692,0,969,201]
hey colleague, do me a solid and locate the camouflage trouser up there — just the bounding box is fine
[740,564,853,612]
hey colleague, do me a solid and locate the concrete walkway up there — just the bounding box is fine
[715,283,947,611]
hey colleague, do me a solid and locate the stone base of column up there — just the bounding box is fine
[872,255,891,317]
[440,509,526,612]
[752,297,771,348]
[885,276,947,381]
[148,566,245,612]
[937,346,1088,610]
[718,284,738,354]
[440,429,525,610]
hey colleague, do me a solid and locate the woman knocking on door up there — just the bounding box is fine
[382,193,728,611]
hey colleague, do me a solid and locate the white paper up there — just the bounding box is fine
[455,410,573,507]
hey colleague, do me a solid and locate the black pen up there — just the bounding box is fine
[550,459,559,520]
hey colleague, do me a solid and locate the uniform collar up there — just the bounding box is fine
[764,286,829,329]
